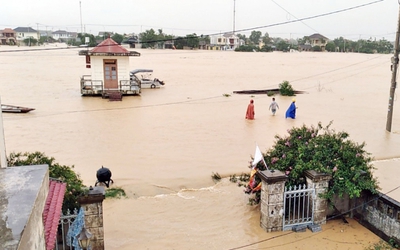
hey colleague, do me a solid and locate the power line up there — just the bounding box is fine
[270,0,320,34]
[0,0,385,54]
[224,0,384,36]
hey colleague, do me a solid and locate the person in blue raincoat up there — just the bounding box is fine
[285,98,297,119]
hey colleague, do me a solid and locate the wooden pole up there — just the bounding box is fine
[386,5,400,132]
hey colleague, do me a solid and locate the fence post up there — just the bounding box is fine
[78,186,105,250]
[257,169,287,232]
[305,170,332,225]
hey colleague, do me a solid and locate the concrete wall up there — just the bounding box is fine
[18,170,48,250]
[352,191,400,246]
[79,186,105,250]
[0,165,49,250]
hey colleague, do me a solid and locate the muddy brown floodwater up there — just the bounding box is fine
[1,44,399,249]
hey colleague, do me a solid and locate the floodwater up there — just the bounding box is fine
[1,44,400,249]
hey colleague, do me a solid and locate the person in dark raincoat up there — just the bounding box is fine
[285,98,297,119]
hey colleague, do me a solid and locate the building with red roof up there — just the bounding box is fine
[79,38,141,98]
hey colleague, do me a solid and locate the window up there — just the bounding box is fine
[387,207,394,217]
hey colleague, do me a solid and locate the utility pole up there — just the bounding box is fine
[80,1,83,34]
[386,5,400,132]
[233,0,236,34]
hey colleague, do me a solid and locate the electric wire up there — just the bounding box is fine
[1,53,389,121]
[270,0,320,34]
[0,0,385,54]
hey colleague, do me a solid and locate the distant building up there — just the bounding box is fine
[0,28,17,45]
[209,33,242,50]
[38,29,53,38]
[14,27,39,45]
[308,33,329,51]
[52,30,77,41]
[98,31,114,38]
[298,44,312,52]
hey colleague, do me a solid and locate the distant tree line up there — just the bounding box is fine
[234,31,393,54]
[35,27,393,55]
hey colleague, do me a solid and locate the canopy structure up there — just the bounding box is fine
[130,69,153,75]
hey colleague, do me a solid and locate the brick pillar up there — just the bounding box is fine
[305,170,332,225]
[257,170,287,232]
[78,186,105,250]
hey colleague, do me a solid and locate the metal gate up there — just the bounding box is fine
[54,208,78,250]
[283,184,315,231]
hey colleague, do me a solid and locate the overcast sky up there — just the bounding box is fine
[1,0,399,40]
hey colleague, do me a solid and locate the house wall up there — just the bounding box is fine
[16,32,39,40]
[18,170,49,250]
[90,56,130,84]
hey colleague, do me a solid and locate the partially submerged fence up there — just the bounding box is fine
[55,208,78,250]
[257,169,331,232]
[283,184,315,231]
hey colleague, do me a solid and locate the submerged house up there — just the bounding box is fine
[79,38,141,98]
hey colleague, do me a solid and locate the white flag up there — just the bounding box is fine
[252,145,263,167]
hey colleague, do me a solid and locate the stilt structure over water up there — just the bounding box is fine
[79,38,141,99]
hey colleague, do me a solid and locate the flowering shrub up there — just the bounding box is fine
[247,122,378,204]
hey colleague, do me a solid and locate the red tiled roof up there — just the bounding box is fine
[2,28,15,34]
[43,180,67,250]
[90,37,130,54]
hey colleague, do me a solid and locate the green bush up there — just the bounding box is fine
[312,45,322,51]
[235,45,259,52]
[105,187,126,198]
[7,152,85,212]
[247,122,378,204]
[279,80,295,96]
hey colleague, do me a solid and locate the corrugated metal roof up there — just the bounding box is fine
[90,37,130,54]
[43,180,66,250]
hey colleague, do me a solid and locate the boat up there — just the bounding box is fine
[129,69,165,89]
[1,104,35,113]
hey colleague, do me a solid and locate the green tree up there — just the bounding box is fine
[23,37,37,46]
[111,33,124,44]
[297,36,310,45]
[235,45,259,52]
[262,32,271,45]
[312,45,322,52]
[77,33,96,47]
[260,44,273,52]
[7,152,85,212]
[276,40,290,52]
[249,30,262,45]
[139,29,158,48]
[185,33,199,48]
[247,122,378,204]
[376,38,393,54]
[325,42,336,52]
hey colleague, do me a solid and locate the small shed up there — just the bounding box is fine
[79,38,141,98]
